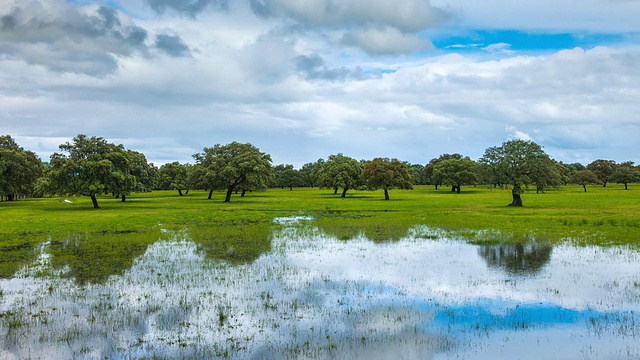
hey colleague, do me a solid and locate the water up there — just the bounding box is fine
[1,218,639,359]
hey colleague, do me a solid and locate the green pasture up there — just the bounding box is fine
[1,184,639,281]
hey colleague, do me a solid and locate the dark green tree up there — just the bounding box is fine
[361,158,414,200]
[479,139,554,206]
[0,135,43,201]
[277,169,305,190]
[158,161,191,196]
[610,161,639,190]
[432,157,479,193]
[569,169,600,192]
[317,154,362,198]
[193,142,272,202]
[407,163,426,185]
[272,164,294,188]
[48,134,127,208]
[423,154,463,189]
[299,160,323,187]
[587,159,617,187]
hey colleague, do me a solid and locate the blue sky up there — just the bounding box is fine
[1,0,640,166]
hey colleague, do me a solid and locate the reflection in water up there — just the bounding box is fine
[0,219,639,359]
[478,242,553,275]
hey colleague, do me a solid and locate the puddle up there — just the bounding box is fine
[1,218,639,359]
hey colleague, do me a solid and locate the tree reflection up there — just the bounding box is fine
[478,242,553,275]
[189,222,272,265]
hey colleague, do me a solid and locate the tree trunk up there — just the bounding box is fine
[341,187,348,198]
[435,184,438,190]
[583,184,587,192]
[289,185,293,191]
[185,190,189,195]
[384,188,389,200]
[178,189,183,196]
[508,187,523,207]
[7,194,15,201]
[451,186,456,192]
[603,182,607,187]
[241,189,246,197]
[90,194,100,209]
[208,190,213,200]
[333,187,338,195]
[225,187,233,202]
[121,194,126,202]
[624,183,628,190]
[456,185,461,193]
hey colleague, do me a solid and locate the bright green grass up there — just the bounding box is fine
[1,184,639,280]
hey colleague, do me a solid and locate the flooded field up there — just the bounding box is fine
[1,217,639,359]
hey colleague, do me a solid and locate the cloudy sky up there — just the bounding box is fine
[2,0,640,167]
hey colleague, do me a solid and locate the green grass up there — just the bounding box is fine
[1,184,639,281]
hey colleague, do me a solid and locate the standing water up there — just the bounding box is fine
[1,217,639,359]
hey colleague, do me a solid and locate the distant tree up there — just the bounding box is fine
[128,150,158,193]
[271,164,294,188]
[423,154,463,189]
[0,135,43,201]
[193,142,272,202]
[587,159,617,187]
[432,158,479,193]
[361,158,414,200]
[105,149,137,202]
[158,161,191,196]
[479,139,554,206]
[277,169,305,190]
[407,163,426,185]
[530,158,563,193]
[317,153,362,198]
[570,170,600,192]
[48,134,127,208]
[610,161,640,190]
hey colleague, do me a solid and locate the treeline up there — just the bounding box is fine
[1,134,639,207]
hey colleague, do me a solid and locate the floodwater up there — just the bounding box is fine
[1,217,639,359]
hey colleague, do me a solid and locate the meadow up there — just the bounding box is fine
[1,183,639,281]
[2,184,640,359]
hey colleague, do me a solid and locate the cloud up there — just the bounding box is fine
[0,0,193,75]
[249,0,448,32]
[342,27,434,54]
[143,0,228,17]
[294,53,373,81]
[155,34,191,57]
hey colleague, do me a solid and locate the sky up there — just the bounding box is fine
[1,0,640,167]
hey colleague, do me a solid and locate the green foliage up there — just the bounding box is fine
[317,154,362,197]
[587,159,617,187]
[0,135,43,200]
[610,162,640,189]
[570,170,600,190]
[361,158,414,200]
[48,134,132,208]
[479,140,554,205]
[158,161,190,195]
[276,169,305,190]
[432,157,479,193]
[192,142,272,202]
[422,154,464,188]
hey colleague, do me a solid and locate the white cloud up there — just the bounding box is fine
[342,27,434,54]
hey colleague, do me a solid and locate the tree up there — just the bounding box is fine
[48,134,127,208]
[361,158,414,200]
[587,159,617,187]
[193,142,272,202]
[407,163,426,185]
[317,153,362,198]
[423,154,463,189]
[158,162,191,196]
[570,170,600,192]
[610,161,640,190]
[479,139,554,206]
[271,164,294,188]
[0,135,43,201]
[432,157,479,193]
[299,160,323,187]
[276,169,305,190]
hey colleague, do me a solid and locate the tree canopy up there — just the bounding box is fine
[193,142,272,202]
[432,157,479,193]
[0,135,43,201]
[570,169,600,192]
[610,161,640,190]
[587,159,617,187]
[361,158,414,200]
[317,153,362,198]
[479,140,553,206]
[48,134,129,208]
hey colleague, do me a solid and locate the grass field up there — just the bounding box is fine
[1,184,639,281]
